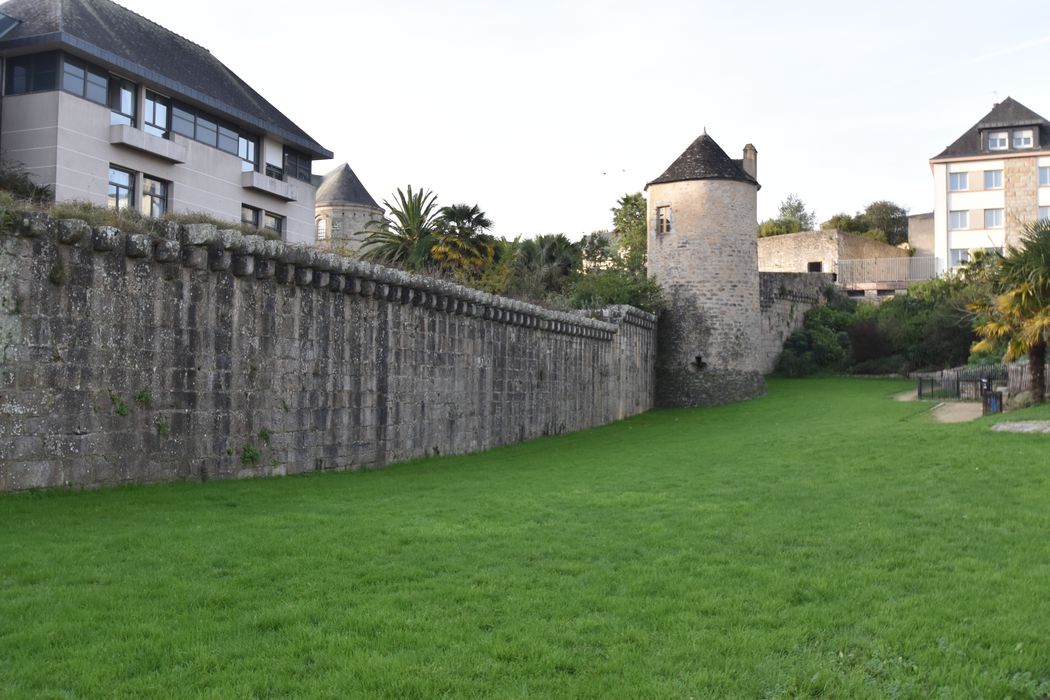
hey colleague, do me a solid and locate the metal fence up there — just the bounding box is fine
[837,256,936,288]
[916,364,1009,401]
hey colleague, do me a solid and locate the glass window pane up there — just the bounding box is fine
[171,104,194,137]
[86,68,107,104]
[9,64,28,94]
[62,60,84,95]
[195,115,217,146]
[217,125,238,154]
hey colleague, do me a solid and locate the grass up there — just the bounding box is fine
[2,378,1050,698]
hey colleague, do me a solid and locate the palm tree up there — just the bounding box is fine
[971,220,1050,402]
[359,186,441,269]
[431,203,495,278]
[509,234,581,297]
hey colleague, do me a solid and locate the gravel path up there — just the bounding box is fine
[930,402,983,423]
[992,421,1050,433]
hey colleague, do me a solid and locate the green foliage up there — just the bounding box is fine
[759,194,814,237]
[109,393,129,417]
[134,389,152,407]
[258,427,272,444]
[820,201,909,246]
[566,267,663,313]
[610,192,647,272]
[359,186,442,269]
[580,231,613,268]
[505,234,581,302]
[431,203,495,281]
[155,420,170,436]
[0,161,53,203]
[240,444,261,467]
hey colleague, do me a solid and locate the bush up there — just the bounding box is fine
[567,268,663,313]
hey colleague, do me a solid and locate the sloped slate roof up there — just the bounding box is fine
[316,163,380,208]
[933,97,1049,160]
[0,0,332,159]
[647,132,758,189]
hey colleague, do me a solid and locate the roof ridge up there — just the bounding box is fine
[88,0,211,54]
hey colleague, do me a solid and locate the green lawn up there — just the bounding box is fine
[2,378,1050,698]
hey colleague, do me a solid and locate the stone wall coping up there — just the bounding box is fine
[11,212,654,339]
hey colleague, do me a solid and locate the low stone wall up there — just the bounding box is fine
[758,272,832,373]
[0,213,656,492]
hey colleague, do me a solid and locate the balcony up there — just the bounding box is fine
[109,125,187,163]
[241,171,297,201]
[836,256,936,290]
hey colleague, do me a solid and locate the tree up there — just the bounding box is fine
[971,221,1050,403]
[758,194,815,237]
[580,231,613,268]
[431,203,495,279]
[862,200,909,246]
[360,186,442,269]
[506,234,581,300]
[610,192,647,272]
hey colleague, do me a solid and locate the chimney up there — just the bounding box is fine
[742,144,757,180]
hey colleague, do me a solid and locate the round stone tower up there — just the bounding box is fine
[646,131,765,407]
[314,163,384,255]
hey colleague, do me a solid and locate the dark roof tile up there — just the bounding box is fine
[933,97,1049,160]
[316,163,380,208]
[647,132,758,189]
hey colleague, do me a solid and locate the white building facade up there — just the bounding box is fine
[931,97,1050,273]
[0,0,332,244]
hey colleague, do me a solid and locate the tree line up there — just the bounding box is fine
[355,188,662,313]
[759,194,909,246]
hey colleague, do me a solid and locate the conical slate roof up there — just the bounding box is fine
[316,164,380,208]
[933,96,1050,160]
[647,132,758,189]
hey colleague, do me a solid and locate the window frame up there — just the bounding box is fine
[949,248,970,268]
[283,147,312,183]
[1013,129,1034,149]
[949,210,969,230]
[241,204,261,228]
[141,175,169,218]
[949,172,968,192]
[983,170,1002,189]
[5,52,59,95]
[656,206,672,234]
[1040,206,1050,221]
[144,91,170,138]
[108,165,135,211]
[984,208,1004,229]
[108,76,136,126]
[1039,167,1050,187]
[987,131,1009,151]
[316,217,328,241]
[263,211,285,236]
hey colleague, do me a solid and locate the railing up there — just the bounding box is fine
[916,364,1008,401]
[837,256,936,288]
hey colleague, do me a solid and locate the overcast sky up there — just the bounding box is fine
[116,0,1050,239]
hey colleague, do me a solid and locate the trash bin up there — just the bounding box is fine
[982,391,1003,415]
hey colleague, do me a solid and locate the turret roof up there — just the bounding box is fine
[316,164,380,208]
[647,132,758,189]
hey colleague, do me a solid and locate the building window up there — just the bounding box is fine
[316,218,328,241]
[1040,206,1050,221]
[807,261,823,273]
[194,113,218,148]
[144,91,170,137]
[1013,129,1034,148]
[987,131,1008,150]
[238,136,257,172]
[5,52,59,94]
[949,210,968,230]
[61,57,108,105]
[265,163,284,180]
[984,208,1003,228]
[983,170,1002,189]
[656,206,671,234]
[263,212,284,236]
[949,172,968,191]
[241,205,260,228]
[1040,167,1050,187]
[171,103,195,138]
[109,77,136,126]
[283,148,312,182]
[949,248,970,268]
[141,176,168,218]
[108,166,134,211]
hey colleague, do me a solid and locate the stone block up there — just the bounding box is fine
[92,226,123,252]
[126,233,152,258]
[56,219,90,246]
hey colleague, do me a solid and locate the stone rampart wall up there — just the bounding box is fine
[758,271,832,373]
[0,214,656,491]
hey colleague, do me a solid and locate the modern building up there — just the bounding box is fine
[313,163,383,253]
[0,0,332,244]
[646,131,765,407]
[930,97,1050,273]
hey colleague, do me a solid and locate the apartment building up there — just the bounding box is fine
[0,0,332,244]
[930,97,1050,272]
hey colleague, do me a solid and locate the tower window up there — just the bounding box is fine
[316,218,328,241]
[656,206,671,234]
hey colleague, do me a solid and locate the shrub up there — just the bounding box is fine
[567,268,664,313]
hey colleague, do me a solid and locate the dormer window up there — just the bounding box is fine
[987,131,1008,150]
[1013,129,1034,148]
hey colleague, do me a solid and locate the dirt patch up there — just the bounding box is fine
[930,402,983,423]
[893,390,918,402]
[992,421,1050,433]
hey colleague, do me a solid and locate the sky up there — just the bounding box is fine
[114,0,1050,240]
